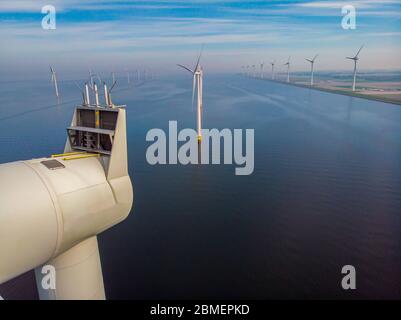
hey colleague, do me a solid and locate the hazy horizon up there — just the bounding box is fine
[0,0,400,81]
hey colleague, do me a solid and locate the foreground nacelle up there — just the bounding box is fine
[0,105,133,299]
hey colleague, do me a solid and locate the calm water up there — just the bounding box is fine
[0,74,400,299]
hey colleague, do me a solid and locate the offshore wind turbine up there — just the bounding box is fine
[346,45,364,92]
[126,69,130,84]
[111,71,116,84]
[260,62,264,79]
[270,60,276,80]
[284,56,291,82]
[177,49,204,142]
[50,66,59,98]
[305,54,318,86]
[252,64,256,77]
[89,69,94,85]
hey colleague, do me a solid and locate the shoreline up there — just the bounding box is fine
[248,76,401,106]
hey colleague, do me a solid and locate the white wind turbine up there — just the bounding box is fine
[50,66,59,98]
[284,56,291,82]
[260,62,264,79]
[346,45,364,92]
[305,54,318,86]
[177,50,204,142]
[126,69,130,84]
[111,71,116,84]
[270,60,276,80]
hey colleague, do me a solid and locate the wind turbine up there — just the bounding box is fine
[270,60,276,80]
[50,66,59,98]
[111,71,116,84]
[177,49,204,142]
[284,57,291,82]
[305,54,318,86]
[126,69,130,84]
[89,69,94,85]
[346,45,364,92]
[246,65,250,77]
[260,62,264,79]
[88,70,102,85]
[252,64,256,77]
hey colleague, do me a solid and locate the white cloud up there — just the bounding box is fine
[296,0,401,9]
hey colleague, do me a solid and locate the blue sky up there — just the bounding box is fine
[0,0,400,80]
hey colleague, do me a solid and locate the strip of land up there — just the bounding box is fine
[250,76,401,106]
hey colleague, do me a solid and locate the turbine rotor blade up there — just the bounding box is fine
[177,64,194,74]
[195,45,204,71]
[109,80,117,93]
[355,45,364,58]
[74,82,82,91]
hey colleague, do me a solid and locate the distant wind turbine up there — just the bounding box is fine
[260,62,264,79]
[50,66,59,98]
[305,54,318,86]
[284,57,291,83]
[89,69,94,85]
[346,45,364,92]
[111,71,116,84]
[252,64,256,77]
[126,69,130,84]
[88,70,102,90]
[177,48,204,142]
[270,60,276,80]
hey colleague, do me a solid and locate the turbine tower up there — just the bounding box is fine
[346,45,364,92]
[260,62,264,79]
[270,60,276,80]
[177,49,204,142]
[111,71,116,84]
[252,64,256,77]
[50,66,59,98]
[305,54,318,86]
[126,69,130,84]
[284,57,291,83]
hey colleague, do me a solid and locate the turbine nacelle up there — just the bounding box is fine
[346,45,364,61]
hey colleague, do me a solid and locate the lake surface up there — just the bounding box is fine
[0,74,400,299]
